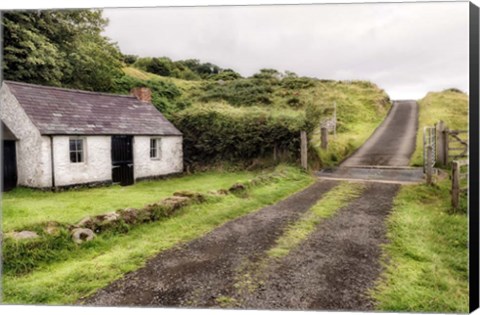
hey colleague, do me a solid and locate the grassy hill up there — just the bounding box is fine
[411,89,468,166]
[121,66,391,168]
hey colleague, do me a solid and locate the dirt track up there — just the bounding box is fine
[83,100,418,310]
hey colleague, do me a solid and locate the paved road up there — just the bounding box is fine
[341,100,418,167]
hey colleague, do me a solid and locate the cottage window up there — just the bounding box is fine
[150,138,161,159]
[69,138,84,163]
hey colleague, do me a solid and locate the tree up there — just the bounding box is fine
[2,9,123,91]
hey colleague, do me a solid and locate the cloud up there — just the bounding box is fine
[103,2,469,99]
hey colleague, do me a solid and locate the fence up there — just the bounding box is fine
[435,120,468,166]
[451,159,468,210]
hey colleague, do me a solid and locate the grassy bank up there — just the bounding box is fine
[372,179,468,312]
[3,171,255,232]
[310,81,391,166]
[2,166,314,304]
[411,89,468,166]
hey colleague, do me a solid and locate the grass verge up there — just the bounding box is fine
[372,179,468,312]
[2,166,314,305]
[2,171,255,232]
[267,181,364,258]
[411,89,468,166]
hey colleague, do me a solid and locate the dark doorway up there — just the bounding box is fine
[111,135,134,186]
[3,140,18,192]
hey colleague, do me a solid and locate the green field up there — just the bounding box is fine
[2,171,255,232]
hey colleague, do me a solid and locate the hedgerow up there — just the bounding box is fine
[171,103,313,166]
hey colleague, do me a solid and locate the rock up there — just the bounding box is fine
[7,231,39,240]
[71,228,95,244]
[97,212,120,224]
[162,196,190,210]
[44,221,61,235]
[229,183,246,193]
[173,191,206,202]
[77,216,94,229]
[117,208,139,224]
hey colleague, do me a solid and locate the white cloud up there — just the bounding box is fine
[103,2,469,99]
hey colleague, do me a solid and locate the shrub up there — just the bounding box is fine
[200,79,273,106]
[172,103,310,166]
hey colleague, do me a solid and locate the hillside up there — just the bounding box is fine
[121,66,391,168]
[411,89,469,166]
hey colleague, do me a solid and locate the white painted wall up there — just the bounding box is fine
[1,84,52,187]
[133,136,183,179]
[52,136,112,186]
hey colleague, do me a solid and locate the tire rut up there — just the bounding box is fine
[82,180,339,307]
[238,183,400,311]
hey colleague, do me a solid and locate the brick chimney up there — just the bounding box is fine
[130,87,152,103]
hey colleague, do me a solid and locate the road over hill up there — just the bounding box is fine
[82,100,420,310]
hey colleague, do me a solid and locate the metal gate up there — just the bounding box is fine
[423,126,436,173]
[111,135,134,186]
[3,140,18,191]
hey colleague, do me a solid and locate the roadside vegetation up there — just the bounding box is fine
[2,165,314,304]
[373,179,468,312]
[411,89,468,166]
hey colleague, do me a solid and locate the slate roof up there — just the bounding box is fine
[4,81,182,136]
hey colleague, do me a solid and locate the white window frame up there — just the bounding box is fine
[69,137,86,164]
[150,138,162,160]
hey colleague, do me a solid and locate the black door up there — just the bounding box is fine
[3,140,17,192]
[111,135,134,186]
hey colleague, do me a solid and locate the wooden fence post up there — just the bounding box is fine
[452,161,460,209]
[443,128,450,165]
[321,127,328,149]
[426,145,433,184]
[436,120,445,166]
[300,131,308,170]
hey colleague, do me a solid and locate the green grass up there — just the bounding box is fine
[372,179,468,312]
[2,171,255,232]
[2,166,314,305]
[123,66,201,92]
[411,89,468,166]
[267,182,364,258]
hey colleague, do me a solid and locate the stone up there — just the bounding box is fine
[71,228,95,244]
[44,221,61,235]
[229,183,246,193]
[117,208,139,224]
[77,216,94,228]
[7,230,39,240]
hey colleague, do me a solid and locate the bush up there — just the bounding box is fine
[200,79,273,106]
[113,75,182,114]
[281,76,316,89]
[172,103,310,166]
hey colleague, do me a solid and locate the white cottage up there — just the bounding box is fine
[1,81,183,191]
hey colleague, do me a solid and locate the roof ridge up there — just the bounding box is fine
[3,80,138,99]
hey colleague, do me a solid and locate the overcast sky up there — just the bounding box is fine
[103,2,469,99]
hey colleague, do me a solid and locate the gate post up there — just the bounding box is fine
[435,121,444,166]
[321,127,328,150]
[300,131,308,170]
[426,145,433,184]
[443,128,450,166]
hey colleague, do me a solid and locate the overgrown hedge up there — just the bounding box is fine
[171,103,312,166]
